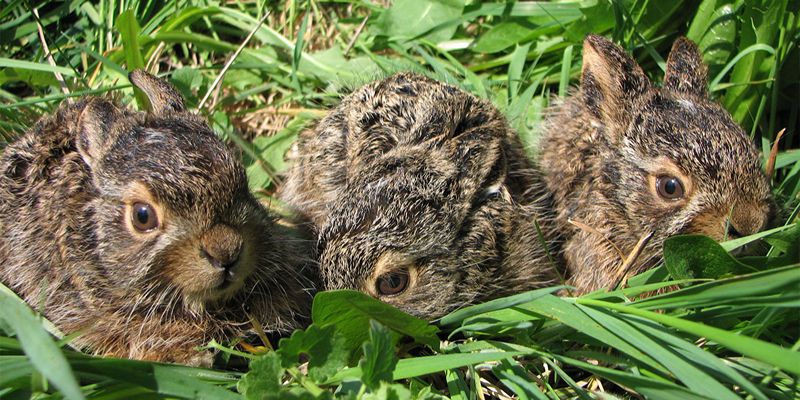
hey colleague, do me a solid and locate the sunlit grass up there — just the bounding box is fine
[0,0,798,398]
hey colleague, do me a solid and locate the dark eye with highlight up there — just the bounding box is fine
[131,202,159,232]
[376,270,409,296]
[656,175,685,200]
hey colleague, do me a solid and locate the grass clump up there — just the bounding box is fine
[1,0,798,399]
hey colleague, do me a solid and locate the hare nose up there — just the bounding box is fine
[200,224,243,271]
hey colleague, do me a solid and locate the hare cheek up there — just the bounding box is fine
[161,245,241,299]
[687,211,728,241]
[166,261,226,293]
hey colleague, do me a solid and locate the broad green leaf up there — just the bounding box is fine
[0,68,61,88]
[277,324,350,382]
[378,0,465,43]
[710,44,776,90]
[695,3,737,68]
[686,0,722,40]
[238,352,284,400]
[473,0,595,18]
[0,355,37,389]
[663,235,756,280]
[169,67,205,103]
[312,290,440,350]
[473,20,537,54]
[359,321,397,391]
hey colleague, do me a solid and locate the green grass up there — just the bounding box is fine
[1,0,799,399]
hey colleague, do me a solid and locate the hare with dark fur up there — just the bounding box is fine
[539,35,774,293]
[0,71,312,365]
[282,72,558,319]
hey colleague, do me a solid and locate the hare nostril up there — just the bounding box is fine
[221,253,240,273]
[200,224,244,272]
[726,222,742,239]
[201,246,241,271]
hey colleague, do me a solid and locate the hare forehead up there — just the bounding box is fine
[676,99,698,112]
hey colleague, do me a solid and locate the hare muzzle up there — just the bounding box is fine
[199,224,245,289]
[690,201,770,242]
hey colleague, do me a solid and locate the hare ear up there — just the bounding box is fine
[663,37,708,97]
[128,70,186,114]
[580,35,650,122]
[76,99,118,169]
[446,111,507,202]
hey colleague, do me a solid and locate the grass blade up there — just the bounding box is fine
[0,289,84,400]
[0,58,76,76]
[577,298,800,375]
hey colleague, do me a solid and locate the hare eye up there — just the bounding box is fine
[656,176,684,200]
[485,185,502,201]
[131,202,159,232]
[376,270,409,296]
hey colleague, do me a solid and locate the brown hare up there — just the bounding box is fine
[0,70,313,365]
[538,35,774,293]
[282,72,558,319]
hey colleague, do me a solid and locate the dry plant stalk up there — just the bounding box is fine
[33,8,70,98]
[765,128,787,180]
[199,11,271,110]
[568,218,626,261]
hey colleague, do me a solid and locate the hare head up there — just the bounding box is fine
[73,71,281,312]
[539,36,774,292]
[0,70,310,364]
[284,73,556,319]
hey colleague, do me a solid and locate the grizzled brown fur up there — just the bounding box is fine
[0,71,312,365]
[539,36,774,293]
[282,73,558,319]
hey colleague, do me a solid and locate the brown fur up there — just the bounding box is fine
[538,36,774,293]
[281,73,558,319]
[0,71,313,365]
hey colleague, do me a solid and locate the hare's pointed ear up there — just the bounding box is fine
[580,35,650,122]
[128,70,186,114]
[75,99,118,168]
[663,37,708,97]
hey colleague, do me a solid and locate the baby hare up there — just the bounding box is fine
[282,73,557,319]
[0,71,311,365]
[539,35,774,293]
